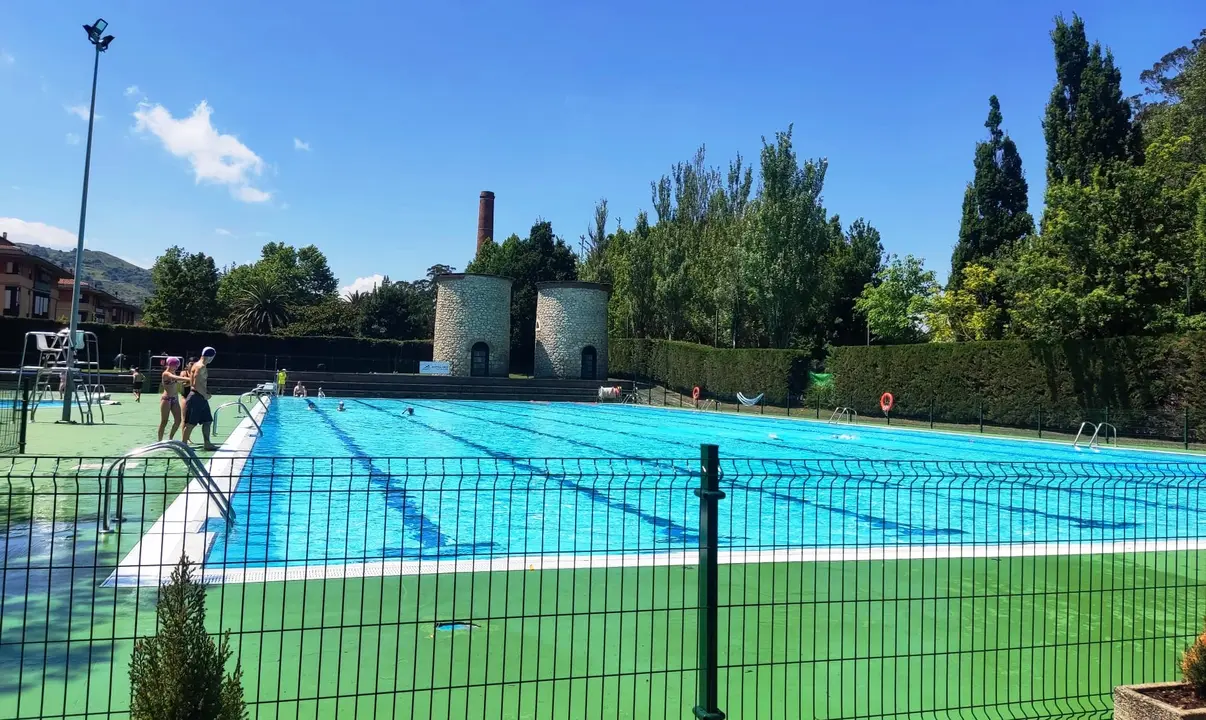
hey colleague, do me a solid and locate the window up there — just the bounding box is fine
[33,293,50,318]
[35,268,50,284]
[470,342,490,377]
[581,346,598,380]
[2,287,18,316]
[3,262,16,275]
[78,311,88,323]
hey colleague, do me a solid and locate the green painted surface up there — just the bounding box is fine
[17,393,243,458]
[1,549,1201,719]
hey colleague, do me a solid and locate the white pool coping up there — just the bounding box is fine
[104,399,267,587]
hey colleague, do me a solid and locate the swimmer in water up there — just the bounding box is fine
[305,399,317,411]
[406,407,414,416]
[338,401,346,412]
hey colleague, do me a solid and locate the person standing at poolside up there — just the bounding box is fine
[157,358,188,441]
[276,368,287,395]
[182,347,219,451]
[131,367,144,403]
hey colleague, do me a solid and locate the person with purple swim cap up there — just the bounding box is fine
[183,347,219,451]
[157,357,189,441]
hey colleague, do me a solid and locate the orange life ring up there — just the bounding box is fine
[880,392,894,413]
[692,386,701,401]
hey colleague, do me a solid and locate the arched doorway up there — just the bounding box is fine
[580,346,597,380]
[470,342,490,377]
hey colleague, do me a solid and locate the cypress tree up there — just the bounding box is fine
[1042,14,1135,186]
[951,96,1034,283]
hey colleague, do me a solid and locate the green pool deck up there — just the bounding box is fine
[1,398,1202,718]
[1,527,1201,718]
[17,393,245,458]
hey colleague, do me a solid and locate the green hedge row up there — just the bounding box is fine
[0,317,432,373]
[609,338,810,404]
[827,334,1206,435]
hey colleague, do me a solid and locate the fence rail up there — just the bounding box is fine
[2,451,1205,718]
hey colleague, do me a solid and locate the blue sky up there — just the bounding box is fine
[0,1,1201,293]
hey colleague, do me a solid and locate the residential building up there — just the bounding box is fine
[0,232,72,319]
[56,279,141,325]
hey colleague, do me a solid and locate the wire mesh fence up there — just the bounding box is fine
[1,450,1205,718]
[0,381,27,456]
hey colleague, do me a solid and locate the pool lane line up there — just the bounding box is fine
[352,399,703,544]
[306,401,489,557]
[478,401,1195,534]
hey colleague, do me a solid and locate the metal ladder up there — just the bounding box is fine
[213,391,267,434]
[828,406,858,424]
[1073,421,1118,449]
[99,440,235,533]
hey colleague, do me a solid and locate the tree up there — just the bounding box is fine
[579,199,611,285]
[278,296,359,337]
[824,218,884,346]
[745,127,833,348]
[951,96,1035,281]
[226,275,292,334]
[142,247,222,330]
[356,278,429,340]
[467,221,577,373]
[929,264,1004,341]
[854,254,937,344]
[218,243,338,324]
[1042,14,1136,188]
[129,557,246,720]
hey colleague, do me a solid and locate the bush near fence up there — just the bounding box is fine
[827,333,1206,439]
[610,338,810,404]
[0,317,433,373]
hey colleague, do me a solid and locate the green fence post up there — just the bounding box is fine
[979,403,984,433]
[695,443,725,720]
[17,378,29,454]
[1037,408,1042,439]
[786,392,791,417]
[1105,405,1110,427]
[761,390,765,415]
[663,385,667,406]
[816,405,820,420]
[1186,406,1191,450]
[929,399,934,429]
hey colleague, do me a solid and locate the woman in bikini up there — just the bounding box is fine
[158,357,189,441]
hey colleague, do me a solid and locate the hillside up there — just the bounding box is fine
[17,244,153,306]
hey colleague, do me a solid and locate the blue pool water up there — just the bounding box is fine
[204,398,1206,570]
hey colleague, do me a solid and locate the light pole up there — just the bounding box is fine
[61,19,114,423]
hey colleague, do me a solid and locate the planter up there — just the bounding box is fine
[1115,683,1206,719]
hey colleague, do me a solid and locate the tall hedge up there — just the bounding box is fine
[0,317,432,373]
[610,338,810,404]
[827,334,1206,437]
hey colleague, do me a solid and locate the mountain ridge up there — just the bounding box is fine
[15,244,153,307]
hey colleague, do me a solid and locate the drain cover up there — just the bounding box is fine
[434,621,479,632]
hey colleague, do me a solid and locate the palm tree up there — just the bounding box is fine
[227,275,292,334]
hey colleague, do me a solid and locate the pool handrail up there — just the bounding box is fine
[214,396,262,435]
[828,406,857,424]
[99,440,234,533]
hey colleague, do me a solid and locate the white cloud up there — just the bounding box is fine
[124,85,140,97]
[65,133,80,145]
[341,274,385,298]
[66,105,99,121]
[1,51,13,65]
[0,218,78,249]
[214,228,233,236]
[293,138,310,151]
[132,99,271,203]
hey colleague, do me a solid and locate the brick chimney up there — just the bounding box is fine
[477,190,495,254]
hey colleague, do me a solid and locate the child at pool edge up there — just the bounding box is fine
[158,358,188,441]
[131,367,143,402]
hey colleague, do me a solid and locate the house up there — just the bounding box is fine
[0,232,73,319]
[56,279,141,325]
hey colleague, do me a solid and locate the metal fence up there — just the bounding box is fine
[2,450,1205,718]
[0,381,27,456]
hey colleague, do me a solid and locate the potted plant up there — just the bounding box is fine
[1115,625,1206,718]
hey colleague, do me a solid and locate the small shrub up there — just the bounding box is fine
[1183,625,1206,697]
[129,556,247,720]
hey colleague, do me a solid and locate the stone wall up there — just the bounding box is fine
[432,274,512,377]
[534,283,609,380]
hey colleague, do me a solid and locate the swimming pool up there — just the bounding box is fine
[203,397,1206,572]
